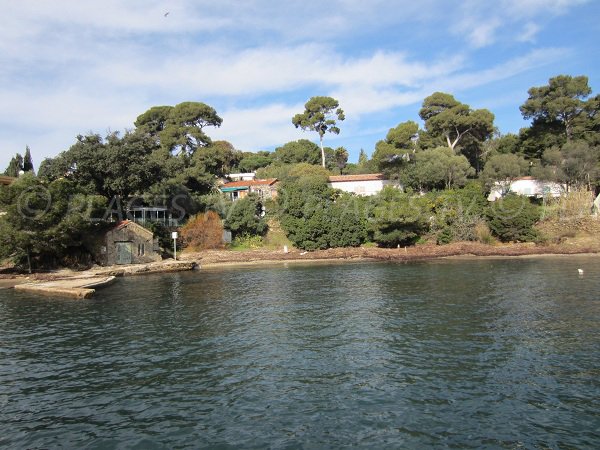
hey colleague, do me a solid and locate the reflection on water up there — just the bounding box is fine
[1,257,599,448]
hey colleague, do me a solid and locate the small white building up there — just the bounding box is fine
[487,176,564,201]
[328,174,400,196]
[226,172,256,182]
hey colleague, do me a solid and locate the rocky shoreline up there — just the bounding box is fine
[2,240,599,298]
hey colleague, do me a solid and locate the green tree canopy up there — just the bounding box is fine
[520,75,592,141]
[236,151,273,172]
[403,147,474,191]
[23,146,35,173]
[292,96,345,168]
[535,140,600,191]
[273,139,321,165]
[135,102,222,156]
[4,153,24,177]
[486,194,540,243]
[370,187,431,247]
[419,93,494,150]
[333,147,349,174]
[372,121,419,175]
[224,194,268,239]
[480,153,529,195]
[0,174,107,271]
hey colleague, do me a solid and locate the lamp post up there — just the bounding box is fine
[172,231,178,260]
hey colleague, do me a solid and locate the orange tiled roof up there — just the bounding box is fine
[0,175,16,186]
[328,173,387,183]
[221,178,278,188]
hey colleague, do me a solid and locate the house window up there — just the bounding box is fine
[138,243,145,256]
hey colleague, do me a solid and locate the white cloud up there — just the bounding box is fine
[518,22,541,43]
[0,0,593,168]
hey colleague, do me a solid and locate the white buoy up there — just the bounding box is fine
[578,269,584,275]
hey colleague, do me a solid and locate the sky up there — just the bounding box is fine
[1,0,599,170]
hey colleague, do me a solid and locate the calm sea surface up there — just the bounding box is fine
[1,257,599,449]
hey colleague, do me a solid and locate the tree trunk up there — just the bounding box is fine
[320,135,326,168]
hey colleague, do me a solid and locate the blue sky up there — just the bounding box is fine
[1,0,599,171]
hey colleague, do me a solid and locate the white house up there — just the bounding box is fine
[328,174,400,196]
[487,176,564,201]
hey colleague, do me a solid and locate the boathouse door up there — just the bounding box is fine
[116,242,133,265]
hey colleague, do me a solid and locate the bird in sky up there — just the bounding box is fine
[164,12,170,17]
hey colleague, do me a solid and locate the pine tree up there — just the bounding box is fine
[23,146,35,173]
[4,153,23,177]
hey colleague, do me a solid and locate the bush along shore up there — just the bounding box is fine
[1,75,599,274]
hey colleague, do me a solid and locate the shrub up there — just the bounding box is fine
[474,220,494,245]
[180,211,224,250]
[429,183,488,243]
[278,175,369,250]
[223,194,267,239]
[370,187,431,247]
[231,233,264,250]
[486,194,540,242]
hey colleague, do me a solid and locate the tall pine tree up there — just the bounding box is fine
[23,146,35,173]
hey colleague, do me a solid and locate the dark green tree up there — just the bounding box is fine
[292,96,345,168]
[486,194,540,242]
[236,151,273,172]
[419,92,494,171]
[23,146,35,173]
[370,187,431,247]
[520,75,592,141]
[402,147,474,191]
[535,140,600,191]
[272,139,321,165]
[4,153,24,177]
[0,174,107,271]
[372,121,418,175]
[420,93,494,151]
[333,147,349,174]
[135,102,222,156]
[224,194,268,239]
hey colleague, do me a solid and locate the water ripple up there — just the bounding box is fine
[1,258,599,448]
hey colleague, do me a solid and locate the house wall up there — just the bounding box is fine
[488,179,564,201]
[328,179,398,196]
[103,223,161,265]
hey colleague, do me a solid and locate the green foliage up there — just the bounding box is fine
[486,194,540,242]
[332,147,349,174]
[191,141,241,177]
[535,140,600,190]
[0,174,107,270]
[230,234,265,250]
[224,195,268,239]
[420,93,495,150]
[419,92,494,171]
[136,102,223,156]
[480,153,529,193]
[38,132,162,199]
[147,221,172,254]
[236,151,273,172]
[292,96,345,167]
[520,75,592,140]
[370,187,431,247]
[4,153,24,177]
[372,121,418,175]
[23,146,35,173]
[428,182,488,243]
[402,147,474,191]
[273,139,321,165]
[277,174,367,250]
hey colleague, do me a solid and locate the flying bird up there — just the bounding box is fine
[164,11,170,17]
[578,268,584,275]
